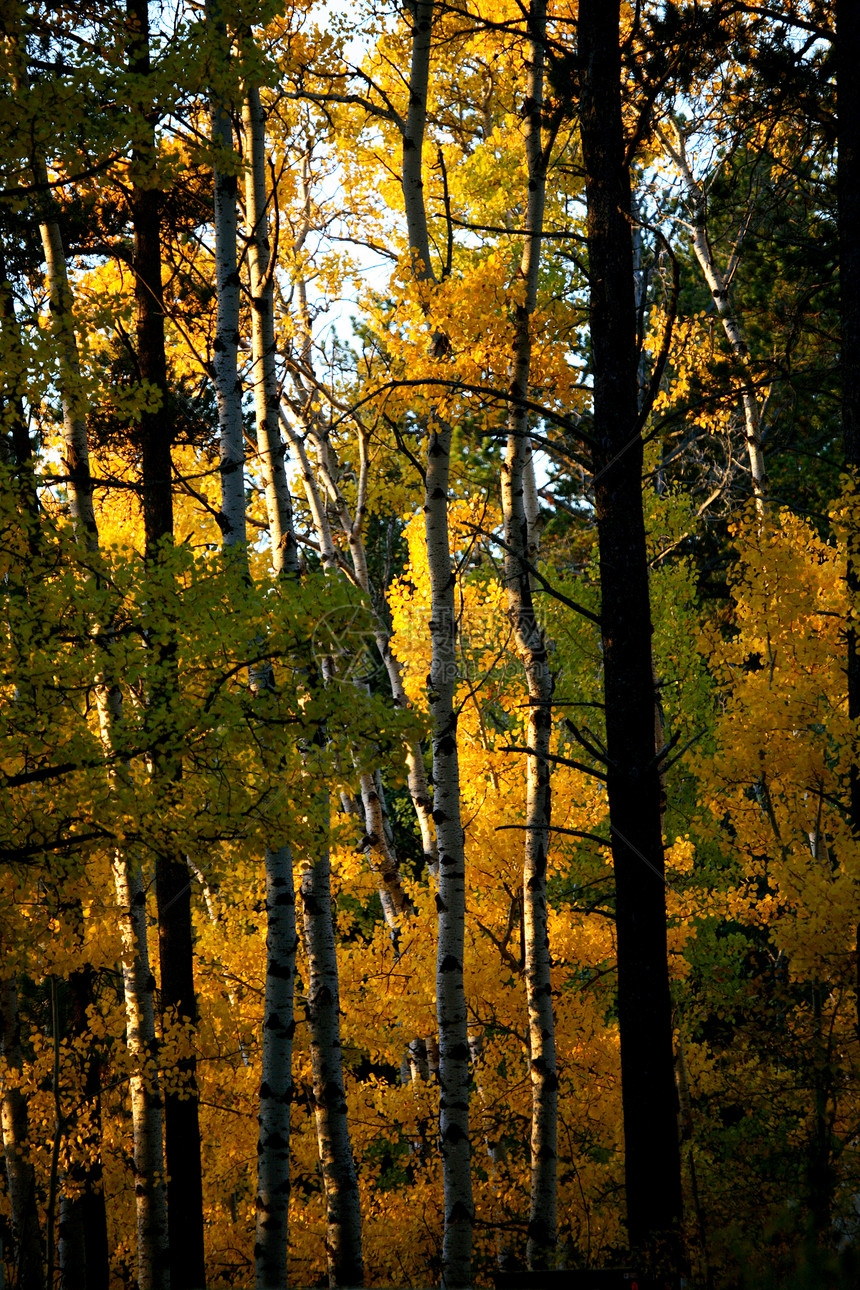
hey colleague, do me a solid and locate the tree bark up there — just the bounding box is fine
[500,0,558,1269]
[126,3,205,1285]
[578,0,683,1268]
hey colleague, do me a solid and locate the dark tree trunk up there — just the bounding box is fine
[126,3,205,1286]
[61,966,111,1290]
[836,0,860,1047]
[578,0,683,1269]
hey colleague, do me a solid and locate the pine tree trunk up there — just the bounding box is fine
[578,0,683,1269]
[59,966,111,1290]
[0,979,45,1290]
[836,0,860,1048]
[126,3,206,1284]
[500,0,557,1268]
[301,818,364,1288]
[32,108,171,1290]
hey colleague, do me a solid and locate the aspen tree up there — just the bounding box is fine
[399,3,473,1282]
[279,187,416,920]
[206,12,298,1281]
[578,0,683,1270]
[498,0,558,1267]
[241,57,363,1285]
[655,122,768,518]
[242,79,299,579]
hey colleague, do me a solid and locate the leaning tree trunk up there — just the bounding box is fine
[127,2,206,1286]
[500,0,558,1269]
[578,0,683,1271]
[655,123,768,518]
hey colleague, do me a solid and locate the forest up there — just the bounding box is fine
[0,0,857,1288]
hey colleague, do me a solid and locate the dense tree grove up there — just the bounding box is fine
[1,1,858,1287]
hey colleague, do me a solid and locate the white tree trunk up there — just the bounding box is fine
[399,5,473,1282]
[300,816,364,1287]
[208,44,298,1282]
[242,84,299,576]
[255,844,297,1290]
[207,2,246,550]
[241,84,362,1281]
[499,1,558,1269]
[110,843,171,1290]
[657,123,768,517]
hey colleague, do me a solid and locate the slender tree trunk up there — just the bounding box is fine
[208,2,246,551]
[400,6,473,1282]
[205,22,298,1280]
[424,409,473,1290]
[35,175,97,547]
[254,844,297,1290]
[0,979,45,1290]
[291,408,438,877]
[836,0,860,1049]
[126,3,205,1285]
[656,123,768,518]
[240,74,361,1281]
[111,844,171,1290]
[500,0,557,1269]
[242,83,298,578]
[301,814,364,1288]
[579,0,683,1269]
[281,406,416,924]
